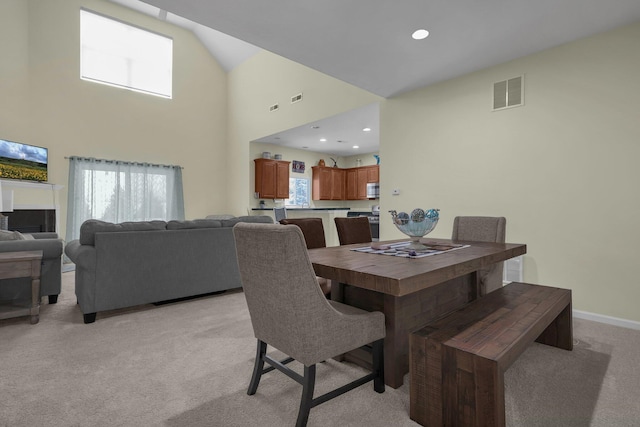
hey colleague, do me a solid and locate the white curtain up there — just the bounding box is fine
[65,156,184,242]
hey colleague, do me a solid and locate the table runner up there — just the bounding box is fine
[351,241,470,258]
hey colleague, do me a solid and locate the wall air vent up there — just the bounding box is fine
[269,103,279,112]
[493,75,524,111]
[291,93,303,104]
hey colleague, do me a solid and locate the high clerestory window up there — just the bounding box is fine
[80,9,173,98]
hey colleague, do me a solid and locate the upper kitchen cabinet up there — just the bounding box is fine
[312,166,345,200]
[254,158,290,199]
[346,165,379,200]
[314,165,379,201]
[366,165,379,183]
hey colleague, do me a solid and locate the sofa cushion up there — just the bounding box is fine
[221,215,274,227]
[79,219,167,246]
[205,214,235,220]
[166,219,223,230]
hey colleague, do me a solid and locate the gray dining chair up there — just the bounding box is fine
[233,222,385,427]
[273,207,287,222]
[452,216,506,295]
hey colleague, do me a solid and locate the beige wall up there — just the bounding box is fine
[227,50,381,215]
[0,0,228,239]
[381,22,640,322]
[0,0,30,134]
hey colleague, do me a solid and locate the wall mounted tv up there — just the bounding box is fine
[0,139,48,182]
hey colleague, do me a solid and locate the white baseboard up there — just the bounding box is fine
[573,309,640,331]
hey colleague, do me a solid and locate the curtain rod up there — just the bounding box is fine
[65,156,183,169]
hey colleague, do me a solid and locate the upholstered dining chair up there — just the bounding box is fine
[233,223,385,427]
[273,207,287,222]
[451,216,506,295]
[334,216,372,245]
[279,218,330,296]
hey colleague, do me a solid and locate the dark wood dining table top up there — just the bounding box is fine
[308,238,527,297]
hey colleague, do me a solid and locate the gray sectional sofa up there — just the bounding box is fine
[64,216,273,323]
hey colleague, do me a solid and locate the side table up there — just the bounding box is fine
[0,250,43,324]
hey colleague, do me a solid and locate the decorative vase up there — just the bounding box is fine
[389,208,440,250]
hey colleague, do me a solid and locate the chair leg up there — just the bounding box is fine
[295,365,316,427]
[248,340,267,395]
[372,339,385,393]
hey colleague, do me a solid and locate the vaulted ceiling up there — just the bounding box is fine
[133,0,640,98]
[109,0,640,155]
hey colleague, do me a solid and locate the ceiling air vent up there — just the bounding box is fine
[493,75,523,111]
[291,93,303,104]
[269,103,279,112]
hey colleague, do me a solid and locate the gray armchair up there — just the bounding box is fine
[0,232,64,304]
[233,222,385,427]
[451,216,506,295]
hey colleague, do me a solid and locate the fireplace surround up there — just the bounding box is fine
[5,209,56,233]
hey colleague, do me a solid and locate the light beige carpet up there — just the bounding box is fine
[1,272,639,426]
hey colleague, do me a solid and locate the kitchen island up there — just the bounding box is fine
[251,207,350,247]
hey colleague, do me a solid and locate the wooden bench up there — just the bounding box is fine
[409,282,572,427]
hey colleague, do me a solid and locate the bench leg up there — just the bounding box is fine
[536,302,573,351]
[442,347,505,427]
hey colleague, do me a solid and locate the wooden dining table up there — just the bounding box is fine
[307,238,527,389]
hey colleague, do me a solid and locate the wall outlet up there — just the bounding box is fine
[392,189,400,195]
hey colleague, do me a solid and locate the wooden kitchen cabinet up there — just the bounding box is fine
[254,158,290,199]
[346,169,358,200]
[367,165,379,183]
[345,165,380,200]
[357,168,369,199]
[312,166,345,200]
[331,169,345,200]
[315,165,379,200]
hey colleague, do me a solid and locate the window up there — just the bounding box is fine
[65,157,184,242]
[286,177,310,207]
[80,9,173,98]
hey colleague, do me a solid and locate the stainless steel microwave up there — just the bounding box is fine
[366,183,380,199]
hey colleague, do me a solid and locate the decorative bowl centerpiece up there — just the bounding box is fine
[389,208,440,251]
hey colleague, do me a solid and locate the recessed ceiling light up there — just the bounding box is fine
[311,126,320,129]
[362,127,371,132]
[412,29,429,40]
[353,145,359,149]
[320,138,327,142]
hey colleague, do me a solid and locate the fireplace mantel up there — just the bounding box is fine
[0,180,63,190]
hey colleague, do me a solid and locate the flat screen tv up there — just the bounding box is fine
[0,138,48,182]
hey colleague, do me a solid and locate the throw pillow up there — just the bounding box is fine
[0,230,25,241]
